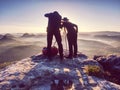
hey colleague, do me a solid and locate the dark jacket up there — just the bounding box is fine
[63,21,78,35]
[45,12,61,32]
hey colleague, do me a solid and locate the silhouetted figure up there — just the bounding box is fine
[44,11,63,60]
[62,17,78,59]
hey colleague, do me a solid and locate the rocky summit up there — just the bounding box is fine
[0,53,120,90]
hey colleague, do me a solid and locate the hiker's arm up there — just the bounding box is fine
[75,25,78,33]
[44,13,52,17]
[73,24,78,33]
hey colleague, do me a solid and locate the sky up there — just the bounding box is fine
[0,0,120,33]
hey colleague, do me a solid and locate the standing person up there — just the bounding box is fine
[62,17,78,59]
[44,11,63,61]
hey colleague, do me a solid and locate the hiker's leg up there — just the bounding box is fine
[73,34,78,56]
[47,32,53,59]
[54,31,63,59]
[67,34,73,57]
[74,42,77,56]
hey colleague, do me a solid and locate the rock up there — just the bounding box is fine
[93,54,120,84]
[0,54,120,90]
[81,59,103,68]
[81,59,105,78]
[94,54,120,72]
[77,53,88,59]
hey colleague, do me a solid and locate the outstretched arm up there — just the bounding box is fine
[73,24,78,33]
[75,25,78,33]
[44,13,52,17]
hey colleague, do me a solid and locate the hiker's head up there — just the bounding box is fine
[53,11,60,16]
[53,11,58,14]
[63,17,69,22]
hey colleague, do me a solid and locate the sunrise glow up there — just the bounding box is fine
[0,0,120,33]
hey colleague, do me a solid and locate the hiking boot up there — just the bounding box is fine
[60,54,63,60]
[60,56,63,59]
[66,55,73,59]
[73,54,78,58]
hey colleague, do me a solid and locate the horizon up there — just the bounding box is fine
[0,0,120,33]
[0,30,120,34]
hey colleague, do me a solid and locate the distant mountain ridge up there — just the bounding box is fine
[0,34,16,42]
[91,31,120,36]
[79,31,120,36]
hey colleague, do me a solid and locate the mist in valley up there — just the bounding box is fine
[0,31,120,66]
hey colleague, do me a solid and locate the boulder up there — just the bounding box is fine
[94,55,120,72]
[93,54,120,82]
[81,59,105,78]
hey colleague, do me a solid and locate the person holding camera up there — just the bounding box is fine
[44,11,63,61]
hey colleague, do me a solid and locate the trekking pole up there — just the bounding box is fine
[64,27,67,51]
[64,27,68,56]
[53,40,57,46]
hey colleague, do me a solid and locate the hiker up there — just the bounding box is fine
[62,17,78,59]
[44,11,63,60]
